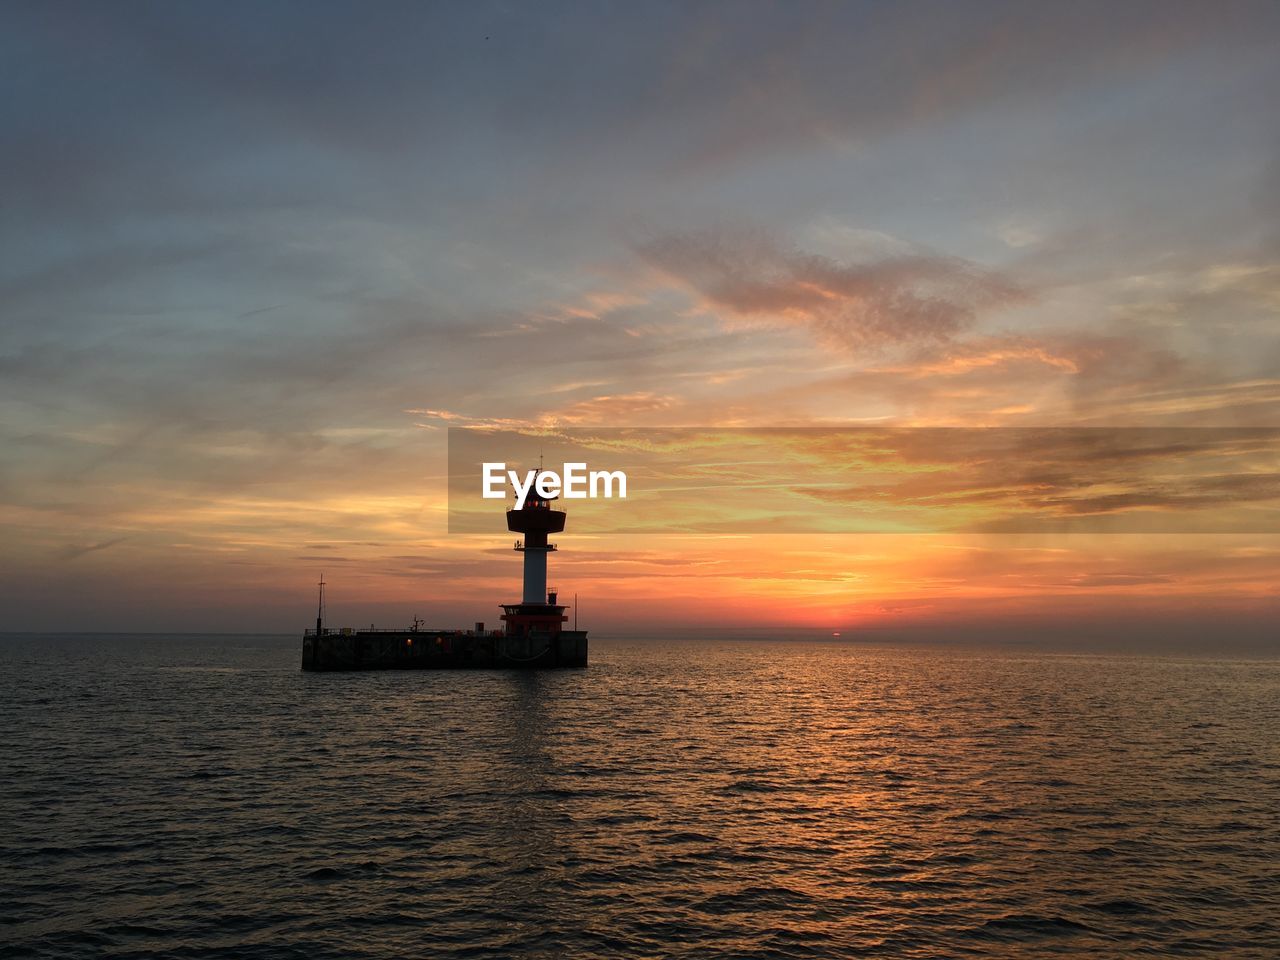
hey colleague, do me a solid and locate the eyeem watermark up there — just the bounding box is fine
[482,462,628,509]
[450,426,1280,534]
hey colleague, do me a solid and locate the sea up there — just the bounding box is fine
[1,634,1278,959]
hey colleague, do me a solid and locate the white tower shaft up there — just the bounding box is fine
[522,547,549,603]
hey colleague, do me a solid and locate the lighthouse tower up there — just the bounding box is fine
[501,479,570,640]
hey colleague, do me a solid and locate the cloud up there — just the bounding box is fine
[875,337,1081,377]
[61,536,131,561]
[639,229,1025,352]
[1067,573,1175,587]
[778,427,1280,530]
[542,392,677,426]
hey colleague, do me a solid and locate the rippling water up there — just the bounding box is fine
[2,634,1278,958]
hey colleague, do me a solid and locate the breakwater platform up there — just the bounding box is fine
[302,626,588,671]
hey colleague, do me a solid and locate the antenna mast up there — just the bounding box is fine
[316,573,326,636]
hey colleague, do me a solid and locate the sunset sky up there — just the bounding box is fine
[3,1,1279,643]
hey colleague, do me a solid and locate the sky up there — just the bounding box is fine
[2,1,1279,644]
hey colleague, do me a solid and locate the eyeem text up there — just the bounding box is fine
[482,462,628,509]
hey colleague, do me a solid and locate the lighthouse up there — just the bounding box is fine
[501,478,571,640]
[302,467,587,670]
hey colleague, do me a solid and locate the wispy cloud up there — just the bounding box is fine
[62,536,131,561]
[640,229,1026,352]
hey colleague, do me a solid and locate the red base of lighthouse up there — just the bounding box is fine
[499,602,568,638]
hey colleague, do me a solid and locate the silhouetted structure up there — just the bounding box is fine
[301,479,587,670]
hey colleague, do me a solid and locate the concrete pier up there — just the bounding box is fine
[302,628,588,671]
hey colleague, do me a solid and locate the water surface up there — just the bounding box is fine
[2,634,1278,958]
